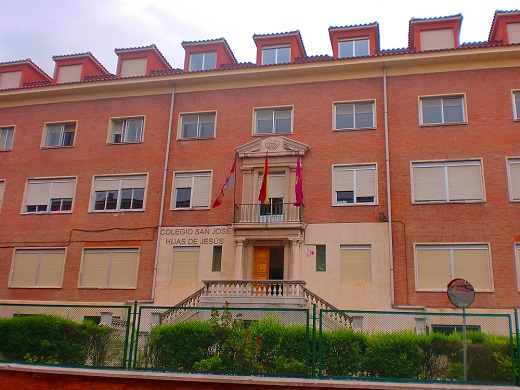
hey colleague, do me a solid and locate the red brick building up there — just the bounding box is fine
[0,10,519,318]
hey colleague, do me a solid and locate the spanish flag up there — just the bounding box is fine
[258,154,270,205]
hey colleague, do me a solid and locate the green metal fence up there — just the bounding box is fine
[0,303,131,368]
[319,309,516,384]
[0,302,518,385]
[131,305,310,377]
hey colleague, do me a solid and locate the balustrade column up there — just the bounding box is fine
[234,238,245,279]
[289,238,302,280]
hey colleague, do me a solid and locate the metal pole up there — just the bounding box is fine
[463,307,467,381]
[312,304,316,378]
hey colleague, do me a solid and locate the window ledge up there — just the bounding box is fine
[9,286,62,289]
[22,211,73,215]
[171,207,210,211]
[419,122,468,127]
[333,203,378,207]
[90,209,144,213]
[106,141,143,145]
[40,145,74,149]
[78,287,136,290]
[333,127,376,132]
[178,137,216,141]
[412,200,485,204]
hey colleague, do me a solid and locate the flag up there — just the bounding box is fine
[294,154,303,206]
[258,154,270,205]
[212,157,236,208]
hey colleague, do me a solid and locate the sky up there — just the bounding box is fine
[1,0,519,76]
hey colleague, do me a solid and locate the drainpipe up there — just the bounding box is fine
[383,67,395,308]
[126,83,176,306]
[383,68,425,312]
[150,83,176,302]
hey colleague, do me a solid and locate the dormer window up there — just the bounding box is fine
[0,71,22,89]
[339,38,369,58]
[262,46,290,65]
[189,51,217,71]
[56,64,82,83]
[120,58,147,77]
[419,28,455,51]
[508,22,520,44]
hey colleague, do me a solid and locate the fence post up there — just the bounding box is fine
[312,304,316,378]
[122,305,132,369]
[127,301,138,369]
[515,309,519,385]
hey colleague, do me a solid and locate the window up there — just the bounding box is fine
[10,248,65,288]
[0,181,4,211]
[431,325,481,335]
[171,247,199,280]
[189,51,217,71]
[0,71,21,89]
[333,164,377,205]
[255,108,292,134]
[340,245,371,282]
[172,171,211,209]
[92,174,146,211]
[109,117,144,143]
[415,244,492,291]
[513,91,520,120]
[0,127,14,150]
[508,158,520,201]
[262,46,290,65]
[24,177,76,213]
[411,160,484,203]
[43,122,75,147]
[212,245,222,272]
[79,248,139,288]
[516,245,520,289]
[334,101,375,130]
[180,113,215,139]
[339,38,369,58]
[420,96,465,125]
[120,58,147,77]
[57,64,82,83]
[259,173,285,222]
[316,245,326,272]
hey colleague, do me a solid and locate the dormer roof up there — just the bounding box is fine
[253,31,306,66]
[0,59,51,90]
[409,14,462,51]
[181,38,237,72]
[329,22,380,58]
[114,44,172,78]
[52,52,109,84]
[489,10,520,44]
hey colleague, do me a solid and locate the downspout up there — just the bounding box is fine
[383,67,395,308]
[383,68,425,311]
[126,84,176,305]
[151,83,176,302]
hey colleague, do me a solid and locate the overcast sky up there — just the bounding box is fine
[1,0,519,75]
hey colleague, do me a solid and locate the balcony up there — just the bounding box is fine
[233,203,304,224]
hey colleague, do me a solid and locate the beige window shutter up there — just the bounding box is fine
[453,247,491,290]
[108,250,139,288]
[509,160,520,200]
[448,164,482,201]
[81,250,110,287]
[171,248,199,280]
[120,57,147,77]
[334,168,354,192]
[340,246,371,282]
[11,251,39,287]
[36,250,66,287]
[413,166,445,201]
[25,180,52,205]
[416,248,451,289]
[192,174,211,207]
[57,64,82,83]
[356,168,375,198]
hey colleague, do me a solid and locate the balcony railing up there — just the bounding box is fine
[234,203,304,223]
[203,280,306,298]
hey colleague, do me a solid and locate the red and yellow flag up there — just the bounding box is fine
[294,154,303,206]
[212,157,236,208]
[258,154,270,205]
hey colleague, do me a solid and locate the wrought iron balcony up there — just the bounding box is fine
[233,203,304,224]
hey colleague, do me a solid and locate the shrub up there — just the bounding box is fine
[0,314,113,366]
[320,329,367,377]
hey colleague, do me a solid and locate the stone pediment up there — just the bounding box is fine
[235,136,309,158]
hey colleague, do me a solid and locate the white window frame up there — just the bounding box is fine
[42,122,76,148]
[261,45,291,65]
[254,107,293,135]
[419,95,466,125]
[23,177,76,214]
[0,126,14,151]
[189,51,217,71]
[415,244,493,292]
[333,164,377,206]
[411,160,484,203]
[338,37,370,58]
[109,116,144,144]
[91,174,147,212]
[179,112,216,139]
[507,158,520,202]
[334,101,375,130]
[79,247,139,289]
[172,171,212,210]
[513,91,520,121]
[9,248,66,288]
